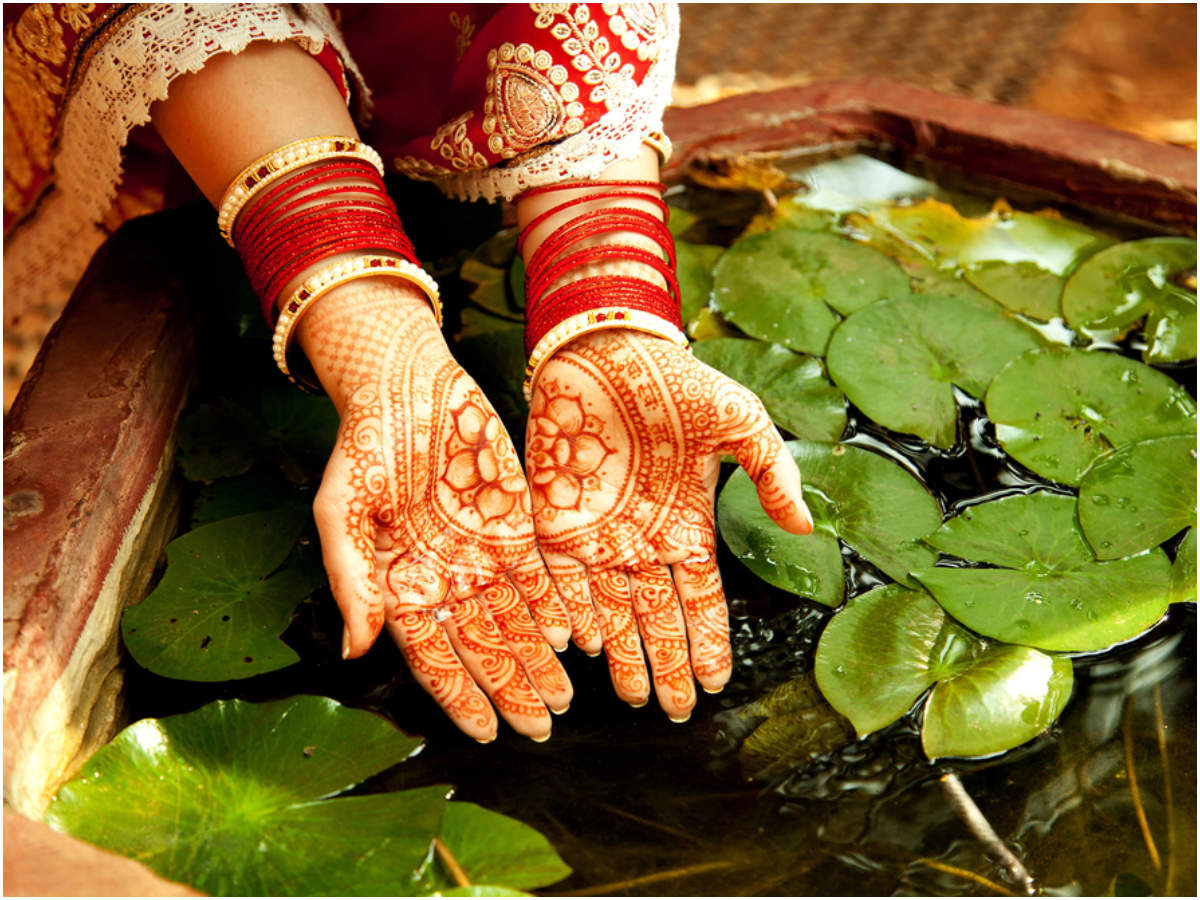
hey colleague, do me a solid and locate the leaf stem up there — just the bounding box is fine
[1153,684,1175,894]
[913,857,1017,896]
[1123,697,1162,872]
[559,860,734,896]
[433,837,471,888]
[940,773,1034,895]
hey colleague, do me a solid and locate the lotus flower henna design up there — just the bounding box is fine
[442,397,530,524]
[526,392,614,511]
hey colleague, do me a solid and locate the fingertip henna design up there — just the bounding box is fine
[589,568,651,704]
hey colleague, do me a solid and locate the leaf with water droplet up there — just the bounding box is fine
[913,492,1172,652]
[826,292,1045,447]
[1062,237,1197,363]
[717,441,941,605]
[987,347,1197,485]
[710,229,910,354]
[1079,434,1196,559]
[814,584,1073,758]
[691,338,846,440]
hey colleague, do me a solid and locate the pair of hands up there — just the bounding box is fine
[300,282,812,742]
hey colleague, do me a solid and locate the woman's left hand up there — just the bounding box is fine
[525,330,812,720]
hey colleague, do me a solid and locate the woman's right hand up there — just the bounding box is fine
[297,281,573,742]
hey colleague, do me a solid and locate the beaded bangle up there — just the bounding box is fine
[272,255,442,386]
[524,307,688,400]
[642,131,673,166]
[217,136,385,246]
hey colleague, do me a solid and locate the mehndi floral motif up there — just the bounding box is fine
[527,390,614,511]
[442,395,531,524]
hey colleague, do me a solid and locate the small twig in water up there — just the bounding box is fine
[1153,685,1176,894]
[559,859,734,896]
[433,837,471,888]
[592,799,702,845]
[940,772,1034,895]
[914,857,1017,896]
[1123,698,1162,872]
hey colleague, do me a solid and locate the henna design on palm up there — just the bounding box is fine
[526,330,812,720]
[301,285,572,741]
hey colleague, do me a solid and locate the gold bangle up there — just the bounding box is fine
[523,308,688,401]
[272,255,442,386]
[217,136,385,246]
[642,130,672,166]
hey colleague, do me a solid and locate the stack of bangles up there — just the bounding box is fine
[518,178,688,401]
[215,134,441,390]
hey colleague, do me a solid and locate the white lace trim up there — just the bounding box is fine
[4,3,363,328]
[429,3,681,203]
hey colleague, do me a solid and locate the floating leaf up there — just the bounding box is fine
[814,584,1073,758]
[667,205,699,238]
[711,230,910,354]
[853,198,1114,275]
[986,348,1197,485]
[687,306,742,341]
[122,508,326,680]
[740,194,836,237]
[826,292,1045,448]
[47,696,571,896]
[691,338,846,441]
[964,260,1065,320]
[1172,527,1196,604]
[454,327,529,440]
[676,240,724,326]
[1078,435,1197,559]
[913,492,1172,652]
[458,306,525,340]
[435,803,571,891]
[461,258,523,322]
[190,469,307,527]
[1062,237,1197,363]
[717,440,941,605]
[46,696,441,896]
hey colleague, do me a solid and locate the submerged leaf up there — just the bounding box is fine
[691,338,846,441]
[711,229,909,354]
[717,440,941,605]
[986,347,1197,485]
[913,492,1172,652]
[461,257,523,322]
[1062,237,1197,363]
[190,469,307,527]
[814,584,1073,758]
[121,508,326,680]
[1078,435,1197,559]
[826,292,1045,447]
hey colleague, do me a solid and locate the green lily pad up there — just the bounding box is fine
[122,508,327,681]
[46,696,571,897]
[667,205,699,238]
[740,194,837,238]
[711,229,910,354]
[913,492,1172,652]
[814,584,1073,758]
[856,198,1114,275]
[460,258,523,322]
[964,260,1065,321]
[1078,435,1197,559]
[191,469,308,527]
[1172,527,1196,604]
[986,348,1197,485]
[690,339,846,441]
[1062,237,1197,363]
[826,292,1045,448]
[177,388,339,485]
[717,440,941,605]
[676,241,724,326]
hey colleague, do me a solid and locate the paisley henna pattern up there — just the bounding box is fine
[526,330,810,716]
[301,284,572,741]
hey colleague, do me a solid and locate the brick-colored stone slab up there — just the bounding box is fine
[664,77,1196,232]
[3,213,194,815]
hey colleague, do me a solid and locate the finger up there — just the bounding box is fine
[443,595,553,742]
[545,554,603,654]
[312,477,385,659]
[480,580,573,714]
[726,401,813,534]
[589,568,651,708]
[670,558,733,694]
[509,551,572,651]
[387,610,498,743]
[629,565,696,722]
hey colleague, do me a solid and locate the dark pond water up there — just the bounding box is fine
[123,154,1196,896]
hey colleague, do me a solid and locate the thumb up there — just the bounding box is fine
[727,401,813,535]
